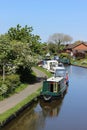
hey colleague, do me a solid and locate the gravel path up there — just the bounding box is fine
[0,67,47,114]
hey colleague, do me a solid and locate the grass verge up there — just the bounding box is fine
[15,84,28,93]
[35,66,52,78]
[71,58,87,68]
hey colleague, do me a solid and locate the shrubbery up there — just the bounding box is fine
[74,51,85,60]
[59,53,71,64]
[5,74,21,94]
[0,74,20,98]
[59,53,71,59]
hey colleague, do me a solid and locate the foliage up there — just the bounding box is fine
[59,53,71,64]
[47,33,73,53]
[16,66,37,83]
[0,74,20,98]
[74,51,85,59]
[59,53,71,59]
[48,43,57,54]
[8,24,42,55]
[0,35,11,65]
[0,24,43,83]
[0,84,8,96]
[9,41,35,68]
[8,24,33,42]
[48,33,73,44]
[4,74,20,94]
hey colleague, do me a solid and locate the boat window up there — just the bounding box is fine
[54,84,58,92]
[58,63,63,67]
[50,62,57,69]
[50,83,54,92]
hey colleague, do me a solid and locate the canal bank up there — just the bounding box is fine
[71,63,87,68]
[0,67,47,127]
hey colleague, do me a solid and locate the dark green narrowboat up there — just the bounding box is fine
[59,57,71,65]
[41,68,69,101]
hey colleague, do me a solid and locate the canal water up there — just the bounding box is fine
[1,65,87,130]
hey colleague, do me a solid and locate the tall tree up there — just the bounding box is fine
[63,34,73,44]
[8,24,42,55]
[0,34,11,81]
[48,33,73,53]
[8,24,33,42]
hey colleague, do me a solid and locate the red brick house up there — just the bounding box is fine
[66,42,87,55]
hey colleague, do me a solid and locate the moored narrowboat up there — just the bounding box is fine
[40,68,69,101]
[59,57,71,65]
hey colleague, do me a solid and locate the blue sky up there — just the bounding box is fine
[0,0,87,42]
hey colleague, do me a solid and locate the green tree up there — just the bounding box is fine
[9,41,36,69]
[8,24,42,55]
[48,43,57,54]
[0,24,44,83]
[0,34,11,81]
[29,34,42,54]
[8,24,33,42]
[48,33,73,53]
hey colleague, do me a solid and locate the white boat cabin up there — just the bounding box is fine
[42,60,58,72]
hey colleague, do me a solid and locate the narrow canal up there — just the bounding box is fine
[1,65,87,130]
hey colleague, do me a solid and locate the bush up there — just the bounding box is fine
[59,53,71,64]
[17,66,37,84]
[59,53,71,59]
[5,74,21,94]
[0,76,3,86]
[74,51,85,59]
[0,84,8,96]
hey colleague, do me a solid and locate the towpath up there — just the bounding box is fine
[0,67,47,114]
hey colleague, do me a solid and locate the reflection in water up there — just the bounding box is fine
[39,91,67,118]
[40,99,63,117]
[1,103,41,130]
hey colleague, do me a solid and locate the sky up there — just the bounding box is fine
[0,0,87,43]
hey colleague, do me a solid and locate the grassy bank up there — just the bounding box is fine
[71,58,87,68]
[35,66,52,78]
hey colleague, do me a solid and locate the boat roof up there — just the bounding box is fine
[45,60,58,63]
[53,66,65,70]
[47,76,63,82]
